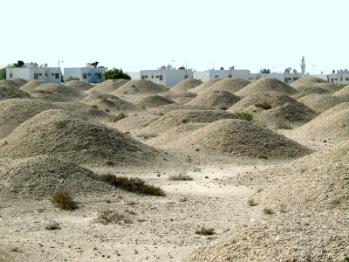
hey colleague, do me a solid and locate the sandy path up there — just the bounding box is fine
[0,163,266,262]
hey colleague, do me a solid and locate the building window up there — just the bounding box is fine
[34,73,39,79]
[55,73,60,79]
[184,74,188,79]
[159,75,163,80]
[83,73,87,79]
[45,72,48,77]
[95,73,102,79]
[9,73,13,78]
[228,75,232,78]
[215,75,219,78]
[284,78,288,83]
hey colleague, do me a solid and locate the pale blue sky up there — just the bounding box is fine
[1,0,348,73]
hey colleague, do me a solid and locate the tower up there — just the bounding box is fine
[301,56,306,76]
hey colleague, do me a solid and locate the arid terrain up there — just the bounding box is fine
[0,78,348,262]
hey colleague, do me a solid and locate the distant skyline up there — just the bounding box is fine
[1,0,348,74]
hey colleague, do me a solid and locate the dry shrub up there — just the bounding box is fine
[99,174,165,196]
[195,227,215,236]
[50,191,77,210]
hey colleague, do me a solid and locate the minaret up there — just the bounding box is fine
[301,56,306,76]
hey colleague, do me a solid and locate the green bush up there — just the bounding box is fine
[0,68,6,80]
[103,68,131,80]
[237,112,253,122]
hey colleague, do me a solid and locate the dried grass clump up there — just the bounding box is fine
[99,174,165,196]
[50,191,77,210]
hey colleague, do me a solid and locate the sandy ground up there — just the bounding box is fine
[0,158,274,262]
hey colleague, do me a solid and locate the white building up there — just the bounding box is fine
[327,69,349,84]
[250,71,301,84]
[130,66,193,87]
[64,65,105,83]
[6,63,62,83]
[193,68,252,82]
[193,67,301,84]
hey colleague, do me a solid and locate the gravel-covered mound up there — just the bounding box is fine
[235,78,298,97]
[0,79,27,88]
[228,92,317,129]
[293,102,349,142]
[186,140,349,262]
[160,91,197,104]
[146,110,240,132]
[0,156,113,200]
[169,119,311,159]
[0,109,159,166]
[259,102,317,129]
[19,80,46,92]
[205,78,250,94]
[290,77,327,88]
[81,92,138,111]
[291,86,330,99]
[0,99,113,139]
[137,95,176,108]
[186,89,240,110]
[29,83,84,102]
[229,92,293,112]
[189,79,222,94]
[334,84,349,97]
[0,85,30,100]
[64,80,93,91]
[298,93,349,113]
[88,79,129,93]
[0,99,53,138]
[291,78,344,93]
[113,80,167,95]
[170,79,202,93]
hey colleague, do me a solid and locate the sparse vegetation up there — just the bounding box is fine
[279,204,287,213]
[263,207,274,215]
[0,68,6,80]
[98,174,165,196]
[137,133,158,140]
[65,76,80,82]
[45,221,61,230]
[195,227,215,236]
[247,198,258,206]
[54,121,67,129]
[255,102,272,110]
[169,173,193,181]
[110,112,127,122]
[50,191,77,210]
[237,112,253,122]
[95,210,132,225]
